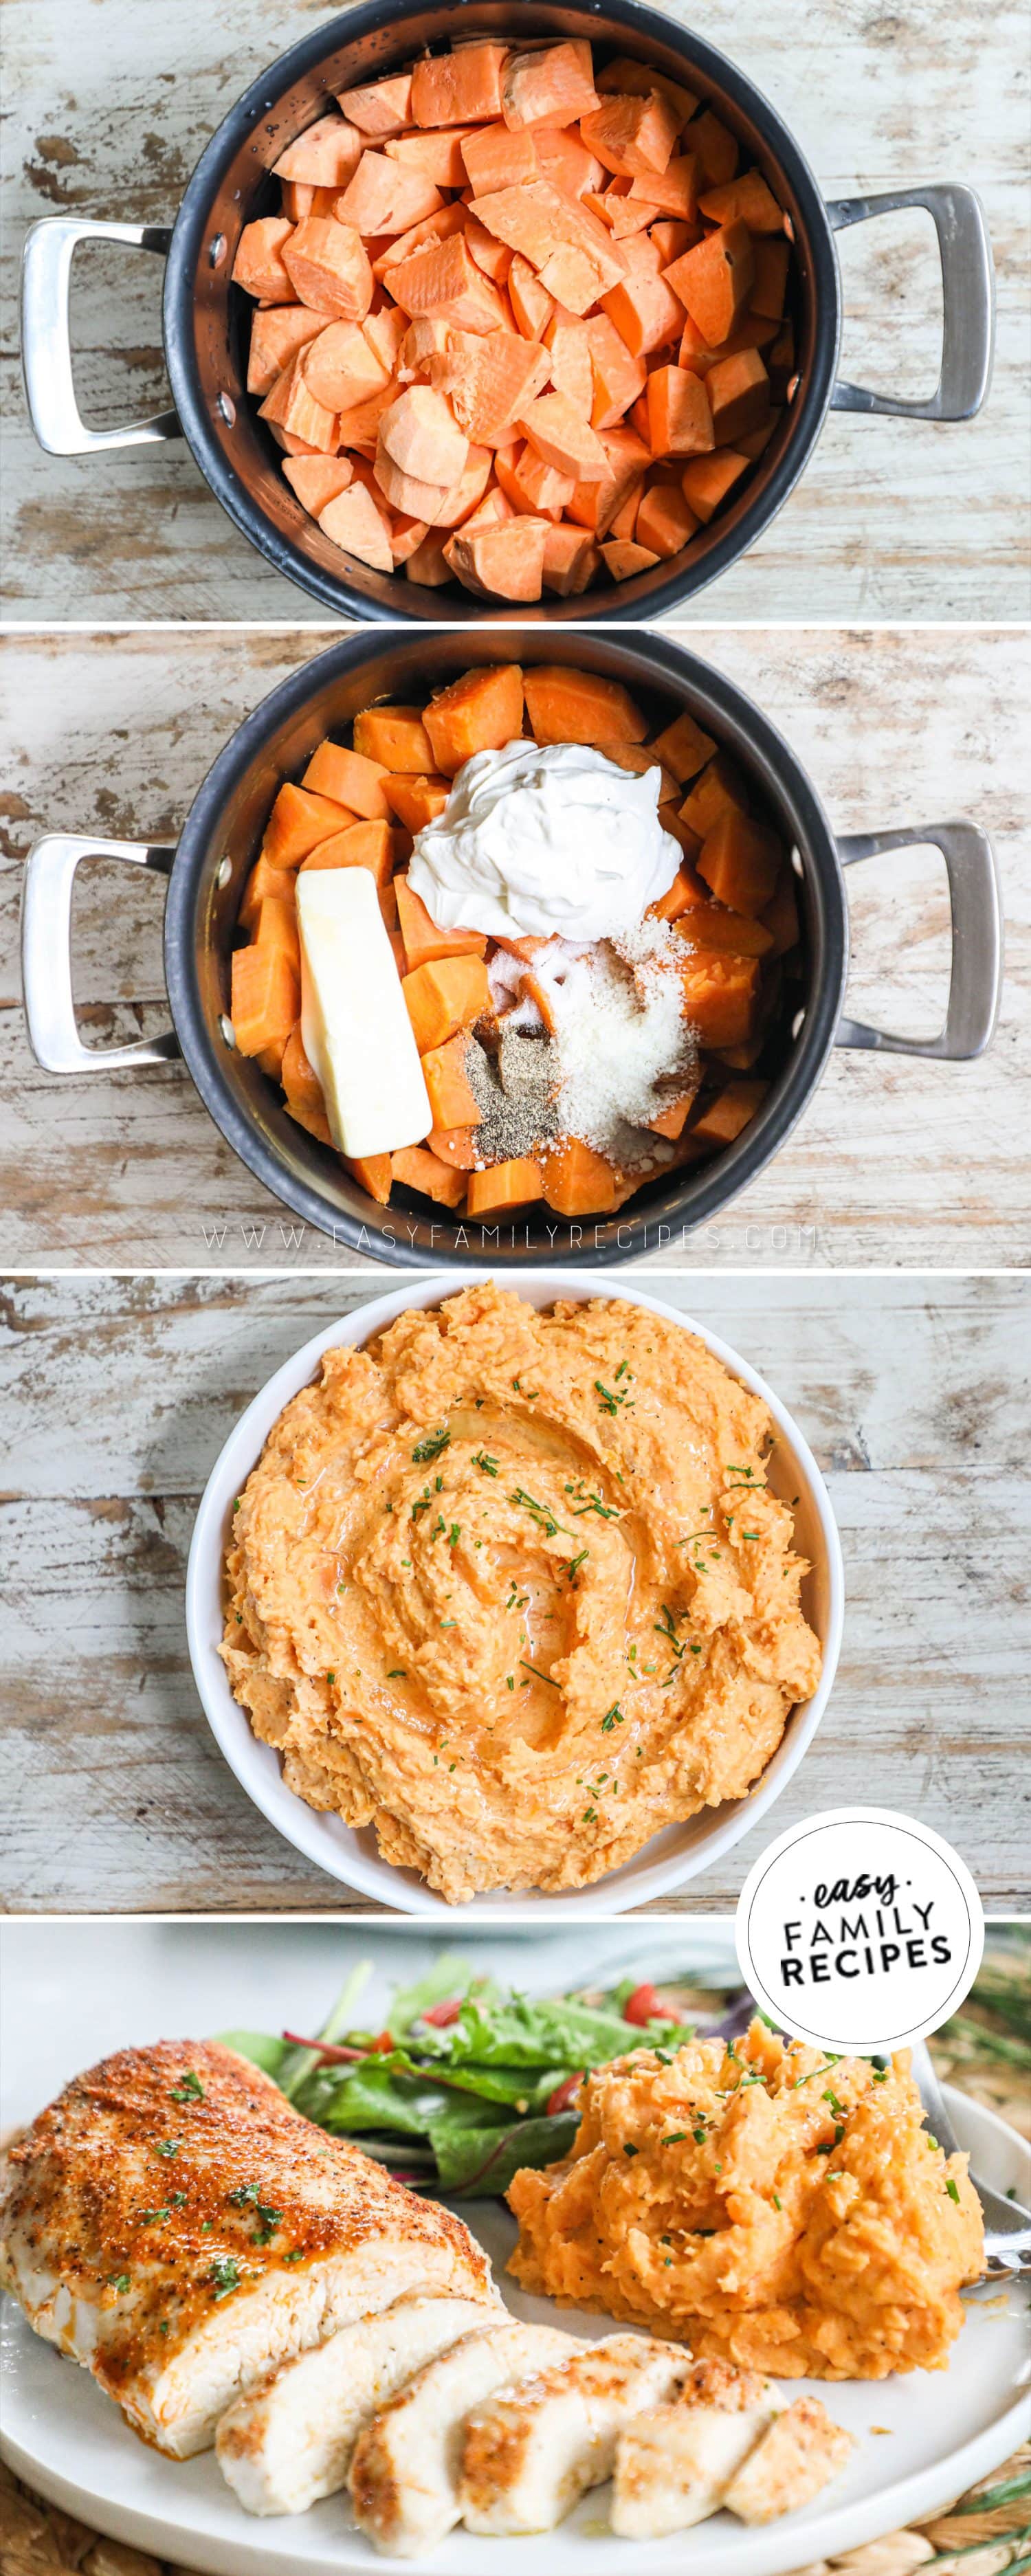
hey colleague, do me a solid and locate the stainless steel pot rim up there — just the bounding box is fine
[162,627,847,1261]
[161,0,843,625]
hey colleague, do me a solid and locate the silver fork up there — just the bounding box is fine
[705,1997,1031,2278]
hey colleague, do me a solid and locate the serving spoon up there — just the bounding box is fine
[703,1995,1031,2278]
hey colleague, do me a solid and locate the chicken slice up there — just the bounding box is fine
[458,2331,688,2535]
[349,2319,576,2557]
[0,2041,491,2458]
[611,2357,774,2535]
[215,2291,496,2514]
[724,2394,853,2522]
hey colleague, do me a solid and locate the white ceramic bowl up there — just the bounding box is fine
[186,1271,845,1916]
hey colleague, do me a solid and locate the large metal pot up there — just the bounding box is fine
[21,630,1004,1265]
[20,0,995,623]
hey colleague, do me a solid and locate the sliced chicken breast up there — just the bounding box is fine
[610,2357,774,2536]
[0,2041,491,2458]
[458,2331,688,2535]
[349,2320,576,2558]
[724,2394,853,2522]
[216,2291,496,2515]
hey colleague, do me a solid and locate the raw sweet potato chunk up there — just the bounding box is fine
[424,664,524,773]
[421,1034,483,1129]
[403,954,491,1052]
[679,753,753,839]
[282,219,373,321]
[665,221,754,348]
[647,366,714,457]
[523,665,647,746]
[274,116,362,190]
[467,1158,544,1216]
[234,32,796,602]
[707,348,771,444]
[698,809,781,913]
[282,1019,324,1116]
[681,449,750,521]
[231,943,300,1057]
[676,902,774,955]
[698,170,784,232]
[444,516,548,601]
[389,1143,465,1206]
[412,41,507,125]
[501,42,599,131]
[252,892,300,969]
[540,1137,619,1215]
[303,740,390,818]
[396,877,485,973]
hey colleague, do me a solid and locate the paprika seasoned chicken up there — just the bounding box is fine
[0,2040,491,2458]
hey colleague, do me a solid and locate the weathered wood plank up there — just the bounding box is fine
[3,1272,1028,1914]
[1,625,1027,1270]
[1,0,1027,620]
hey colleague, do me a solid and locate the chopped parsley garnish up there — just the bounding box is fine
[207,2256,241,2300]
[140,2207,170,2225]
[155,2138,181,2158]
[108,2272,131,2292]
[412,1427,450,1464]
[170,2071,204,2104]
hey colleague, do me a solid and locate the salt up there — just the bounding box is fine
[533,921,696,1166]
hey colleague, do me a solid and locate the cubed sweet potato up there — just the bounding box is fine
[231,943,300,1058]
[680,448,750,522]
[423,663,524,773]
[282,217,373,321]
[298,819,398,887]
[691,1078,768,1146]
[466,1157,544,1215]
[390,1143,467,1207]
[281,1019,324,1115]
[402,953,491,1052]
[678,753,753,839]
[383,774,451,831]
[698,808,781,913]
[263,781,355,868]
[540,1136,619,1215]
[421,1032,483,1129]
[697,170,784,233]
[674,902,774,955]
[239,856,297,931]
[396,877,487,973]
[647,366,714,457]
[346,1152,394,1202]
[252,893,301,972]
[679,949,760,1047]
[635,482,698,557]
[522,664,647,746]
[352,705,436,771]
[650,707,717,784]
[665,221,754,348]
[706,347,771,445]
[302,738,390,819]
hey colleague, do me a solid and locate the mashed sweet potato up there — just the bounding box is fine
[507,2019,984,2379]
[221,1285,821,1903]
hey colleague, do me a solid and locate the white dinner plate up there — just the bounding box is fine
[1,1920,1028,2576]
[185,1267,844,1916]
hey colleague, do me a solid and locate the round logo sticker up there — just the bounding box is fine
[735,1808,985,2054]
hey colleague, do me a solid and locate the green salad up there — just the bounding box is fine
[222,1954,700,2198]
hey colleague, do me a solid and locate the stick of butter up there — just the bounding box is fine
[296,867,431,1159]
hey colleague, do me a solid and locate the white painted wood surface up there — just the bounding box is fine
[2,1271,1028,1914]
[1,0,1027,620]
[1,624,1027,1271]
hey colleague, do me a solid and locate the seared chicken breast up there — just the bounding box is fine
[458,2332,687,2534]
[215,2291,496,2515]
[0,2041,491,2458]
[611,2358,774,2535]
[349,2320,576,2558]
[724,2395,852,2522]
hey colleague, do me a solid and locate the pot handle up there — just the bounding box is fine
[825,186,995,420]
[21,217,181,454]
[21,833,180,1072]
[834,821,1003,1057]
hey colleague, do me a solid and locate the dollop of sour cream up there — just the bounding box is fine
[408,739,683,943]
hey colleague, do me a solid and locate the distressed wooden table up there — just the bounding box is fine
[1,623,1027,1272]
[1,0,1028,621]
[3,1270,1028,1915]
